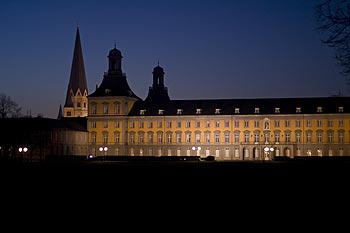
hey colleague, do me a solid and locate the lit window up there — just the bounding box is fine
[234,108,240,114]
[177,109,183,115]
[140,109,146,115]
[254,108,259,114]
[317,107,322,113]
[158,109,164,115]
[296,107,301,113]
[339,107,344,113]
[275,108,280,113]
[196,109,202,114]
[215,109,221,114]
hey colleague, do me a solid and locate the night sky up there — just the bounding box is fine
[0,0,346,118]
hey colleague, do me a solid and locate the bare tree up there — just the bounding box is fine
[0,93,22,118]
[316,0,350,83]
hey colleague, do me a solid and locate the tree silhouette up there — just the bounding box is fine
[316,0,350,84]
[0,93,21,118]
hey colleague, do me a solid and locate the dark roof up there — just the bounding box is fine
[109,48,122,57]
[88,74,140,99]
[64,27,88,107]
[128,96,350,116]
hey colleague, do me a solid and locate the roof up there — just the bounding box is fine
[128,96,350,116]
[64,27,88,107]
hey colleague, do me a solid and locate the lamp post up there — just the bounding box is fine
[263,147,274,160]
[99,146,108,160]
[18,147,28,161]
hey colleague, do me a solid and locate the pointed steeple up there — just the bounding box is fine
[57,105,63,120]
[63,27,88,117]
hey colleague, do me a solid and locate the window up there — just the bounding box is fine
[327,120,333,127]
[148,122,153,128]
[91,121,96,128]
[244,120,249,128]
[317,120,322,127]
[317,132,322,143]
[186,121,191,128]
[114,132,120,143]
[317,107,322,113]
[103,132,108,143]
[103,121,108,128]
[215,133,220,143]
[224,121,229,128]
[186,133,191,143]
[296,120,301,127]
[148,134,153,143]
[196,133,201,143]
[275,133,280,143]
[196,121,200,128]
[328,132,333,143]
[91,103,97,114]
[307,120,311,127]
[158,109,164,115]
[77,102,81,108]
[140,109,146,115]
[285,132,290,143]
[167,134,172,143]
[205,133,210,143]
[91,132,96,143]
[129,133,135,143]
[307,132,312,143]
[130,122,135,128]
[339,107,344,113]
[225,133,230,143]
[215,121,220,128]
[254,133,259,143]
[296,107,301,113]
[234,133,239,143]
[139,134,144,143]
[339,120,344,127]
[275,108,280,113]
[176,121,181,128]
[139,121,144,128]
[103,103,109,114]
[274,120,280,127]
[158,133,163,143]
[234,121,239,128]
[285,120,290,127]
[215,109,221,114]
[176,133,181,143]
[244,133,249,143]
[254,108,259,114]
[177,109,183,115]
[296,133,301,143]
[254,120,259,128]
[206,121,210,128]
[167,121,172,128]
[84,102,86,108]
[114,121,120,128]
[196,109,202,114]
[235,108,240,114]
[114,102,121,114]
[158,121,162,128]
[339,132,344,143]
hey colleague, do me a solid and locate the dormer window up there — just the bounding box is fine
[215,109,221,114]
[296,107,301,113]
[254,108,260,114]
[235,108,240,114]
[105,89,111,94]
[177,109,183,115]
[317,107,322,113]
[339,107,344,113]
[196,109,202,114]
[275,108,280,113]
[140,109,146,115]
[158,109,164,115]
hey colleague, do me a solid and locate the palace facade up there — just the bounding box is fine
[64,28,350,160]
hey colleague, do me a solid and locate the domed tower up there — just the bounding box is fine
[145,63,170,103]
[63,27,88,117]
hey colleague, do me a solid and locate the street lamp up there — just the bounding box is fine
[99,146,108,160]
[18,147,28,161]
[263,147,274,160]
[192,146,201,157]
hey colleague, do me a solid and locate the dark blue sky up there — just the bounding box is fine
[0,0,345,118]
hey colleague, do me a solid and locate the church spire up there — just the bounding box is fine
[63,27,88,117]
[57,104,63,120]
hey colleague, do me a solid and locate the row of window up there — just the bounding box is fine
[90,119,346,129]
[90,130,345,144]
[90,102,122,115]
